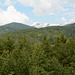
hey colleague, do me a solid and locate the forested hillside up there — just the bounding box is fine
[0,23,75,44]
[0,23,75,75]
[0,22,34,34]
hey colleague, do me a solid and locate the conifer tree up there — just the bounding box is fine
[3,34,15,53]
[19,35,30,50]
[41,36,51,57]
[55,33,67,47]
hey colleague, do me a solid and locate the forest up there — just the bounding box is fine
[0,23,75,44]
[0,0,75,74]
[0,23,75,75]
[0,33,75,75]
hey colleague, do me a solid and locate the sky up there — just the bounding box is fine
[0,0,75,26]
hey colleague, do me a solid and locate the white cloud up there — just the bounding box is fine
[17,0,66,16]
[72,5,75,7]
[0,5,29,26]
[1,0,74,16]
[62,11,75,16]
[0,1,2,5]
[68,18,75,24]
[61,17,67,22]
[61,17,75,25]
[66,0,75,4]
[65,0,75,7]
[3,0,16,6]
[61,10,75,24]
[49,13,54,15]
[3,0,12,6]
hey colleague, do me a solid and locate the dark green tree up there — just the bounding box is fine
[55,33,67,45]
[3,34,15,53]
[41,36,51,57]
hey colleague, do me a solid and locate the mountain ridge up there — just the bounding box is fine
[0,22,34,34]
[0,22,75,35]
[0,23,75,44]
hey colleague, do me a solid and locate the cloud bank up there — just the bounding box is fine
[17,0,66,16]
[0,0,75,25]
[17,0,75,16]
[0,6,29,25]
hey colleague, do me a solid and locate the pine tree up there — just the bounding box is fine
[19,35,30,49]
[29,44,49,75]
[41,36,51,57]
[55,33,67,44]
[3,34,15,53]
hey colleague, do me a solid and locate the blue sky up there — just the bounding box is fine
[0,0,75,26]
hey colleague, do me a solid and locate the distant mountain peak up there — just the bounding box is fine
[5,22,28,26]
[30,22,60,28]
[0,22,34,34]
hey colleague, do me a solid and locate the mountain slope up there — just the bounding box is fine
[0,23,75,44]
[0,22,34,34]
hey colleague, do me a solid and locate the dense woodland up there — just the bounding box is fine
[0,23,75,44]
[0,23,75,75]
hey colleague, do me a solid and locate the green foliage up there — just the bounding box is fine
[0,23,75,45]
[3,34,15,53]
[55,33,67,44]
[0,23,75,75]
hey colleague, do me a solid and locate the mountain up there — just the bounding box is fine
[0,22,34,34]
[30,22,60,28]
[1,23,75,44]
